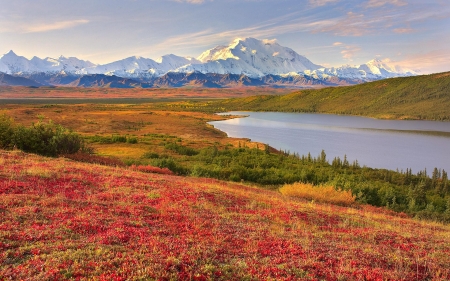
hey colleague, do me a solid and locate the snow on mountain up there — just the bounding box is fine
[179,38,323,78]
[197,45,229,62]
[88,56,160,77]
[29,56,62,72]
[1,51,40,73]
[363,58,417,77]
[155,54,201,69]
[29,56,94,74]
[0,60,9,73]
[88,54,200,78]
[304,58,417,81]
[56,56,96,74]
[0,51,96,75]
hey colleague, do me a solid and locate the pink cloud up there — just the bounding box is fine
[396,50,450,74]
[393,28,415,34]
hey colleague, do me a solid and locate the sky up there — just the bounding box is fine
[1,0,449,74]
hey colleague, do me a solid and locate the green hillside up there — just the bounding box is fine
[203,72,450,121]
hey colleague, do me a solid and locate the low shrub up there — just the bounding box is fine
[280,182,356,206]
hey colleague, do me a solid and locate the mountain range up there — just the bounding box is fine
[0,38,417,88]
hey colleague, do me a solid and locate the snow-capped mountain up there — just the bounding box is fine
[304,59,416,81]
[88,54,202,78]
[0,38,417,88]
[177,38,322,78]
[28,55,96,75]
[88,56,159,78]
[1,51,41,73]
[55,56,96,74]
[0,50,95,75]
[155,54,201,70]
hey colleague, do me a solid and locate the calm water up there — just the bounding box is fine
[209,112,450,173]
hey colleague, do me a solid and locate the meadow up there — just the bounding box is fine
[1,150,450,280]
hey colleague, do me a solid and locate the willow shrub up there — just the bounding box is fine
[280,182,356,207]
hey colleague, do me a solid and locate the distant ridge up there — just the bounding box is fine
[67,74,150,88]
[0,73,42,87]
[0,72,364,88]
[0,38,418,88]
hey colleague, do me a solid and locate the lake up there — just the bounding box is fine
[209,112,450,173]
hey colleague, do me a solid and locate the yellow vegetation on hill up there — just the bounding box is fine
[280,182,356,206]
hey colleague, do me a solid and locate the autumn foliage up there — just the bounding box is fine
[130,164,174,175]
[1,150,450,280]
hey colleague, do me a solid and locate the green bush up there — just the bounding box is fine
[126,136,138,144]
[89,134,138,144]
[54,131,84,155]
[165,142,198,156]
[0,114,14,149]
[111,135,127,143]
[13,122,58,156]
[1,115,90,157]
[150,158,188,175]
[143,152,160,159]
[89,135,112,144]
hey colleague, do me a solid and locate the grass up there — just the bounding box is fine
[1,150,450,280]
[0,86,292,100]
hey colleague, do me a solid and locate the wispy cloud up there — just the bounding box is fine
[313,12,370,36]
[310,3,445,37]
[309,0,339,7]
[171,0,208,4]
[141,12,336,56]
[366,0,407,8]
[23,19,89,33]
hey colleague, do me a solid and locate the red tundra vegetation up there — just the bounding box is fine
[1,150,450,280]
